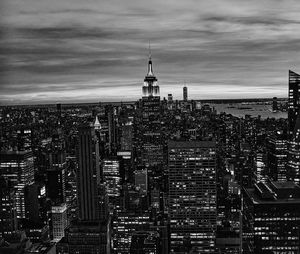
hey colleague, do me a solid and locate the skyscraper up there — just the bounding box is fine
[0,150,34,219]
[168,141,217,253]
[183,85,188,101]
[243,181,300,253]
[288,70,300,137]
[287,114,300,184]
[142,53,159,97]
[57,123,110,253]
[0,177,18,238]
[46,128,66,204]
[266,132,287,182]
[77,124,101,221]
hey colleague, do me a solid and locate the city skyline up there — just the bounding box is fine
[2,0,300,105]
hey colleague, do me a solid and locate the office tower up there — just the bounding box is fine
[243,181,300,253]
[112,211,151,254]
[168,141,217,253]
[0,177,18,238]
[107,105,117,155]
[288,70,300,137]
[57,123,110,254]
[51,203,67,242]
[266,132,288,182]
[103,159,121,201]
[183,85,188,101]
[16,128,32,151]
[77,124,101,221]
[141,132,164,167]
[167,94,174,110]
[287,114,300,184]
[24,183,46,224]
[135,168,148,193]
[46,129,66,204]
[272,97,278,111]
[255,152,266,183]
[0,150,34,219]
[120,124,133,152]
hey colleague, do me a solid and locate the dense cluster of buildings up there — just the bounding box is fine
[0,55,300,254]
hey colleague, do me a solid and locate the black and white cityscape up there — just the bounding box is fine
[1,1,300,254]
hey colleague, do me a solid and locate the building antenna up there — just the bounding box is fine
[149,41,152,59]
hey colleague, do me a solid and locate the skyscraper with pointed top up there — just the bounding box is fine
[142,48,159,97]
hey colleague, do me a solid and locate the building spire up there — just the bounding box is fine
[94,115,101,130]
[149,41,152,60]
[147,42,154,76]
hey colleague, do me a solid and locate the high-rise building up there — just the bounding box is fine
[46,129,66,205]
[51,203,67,242]
[57,123,110,254]
[112,211,151,254]
[183,85,188,101]
[272,96,278,111]
[266,132,288,182]
[137,54,163,168]
[103,159,121,200]
[120,124,133,152]
[288,70,300,137]
[243,181,300,253]
[287,114,300,184]
[0,177,18,238]
[25,183,47,224]
[168,141,217,253]
[77,124,101,221]
[0,150,34,219]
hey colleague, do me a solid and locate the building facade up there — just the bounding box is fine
[168,141,217,253]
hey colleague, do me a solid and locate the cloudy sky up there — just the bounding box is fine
[1,0,300,105]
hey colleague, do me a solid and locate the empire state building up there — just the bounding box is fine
[142,54,159,97]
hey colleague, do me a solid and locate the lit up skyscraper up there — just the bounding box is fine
[103,159,121,200]
[142,51,159,97]
[288,70,300,137]
[168,141,217,253]
[287,114,300,184]
[266,132,287,182]
[0,150,34,219]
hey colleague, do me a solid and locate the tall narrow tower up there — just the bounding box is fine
[77,124,100,221]
[183,85,188,101]
[142,49,159,97]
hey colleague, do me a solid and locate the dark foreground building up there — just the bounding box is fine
[243,181,300,253]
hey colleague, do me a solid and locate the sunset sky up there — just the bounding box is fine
[1,0,300,104]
